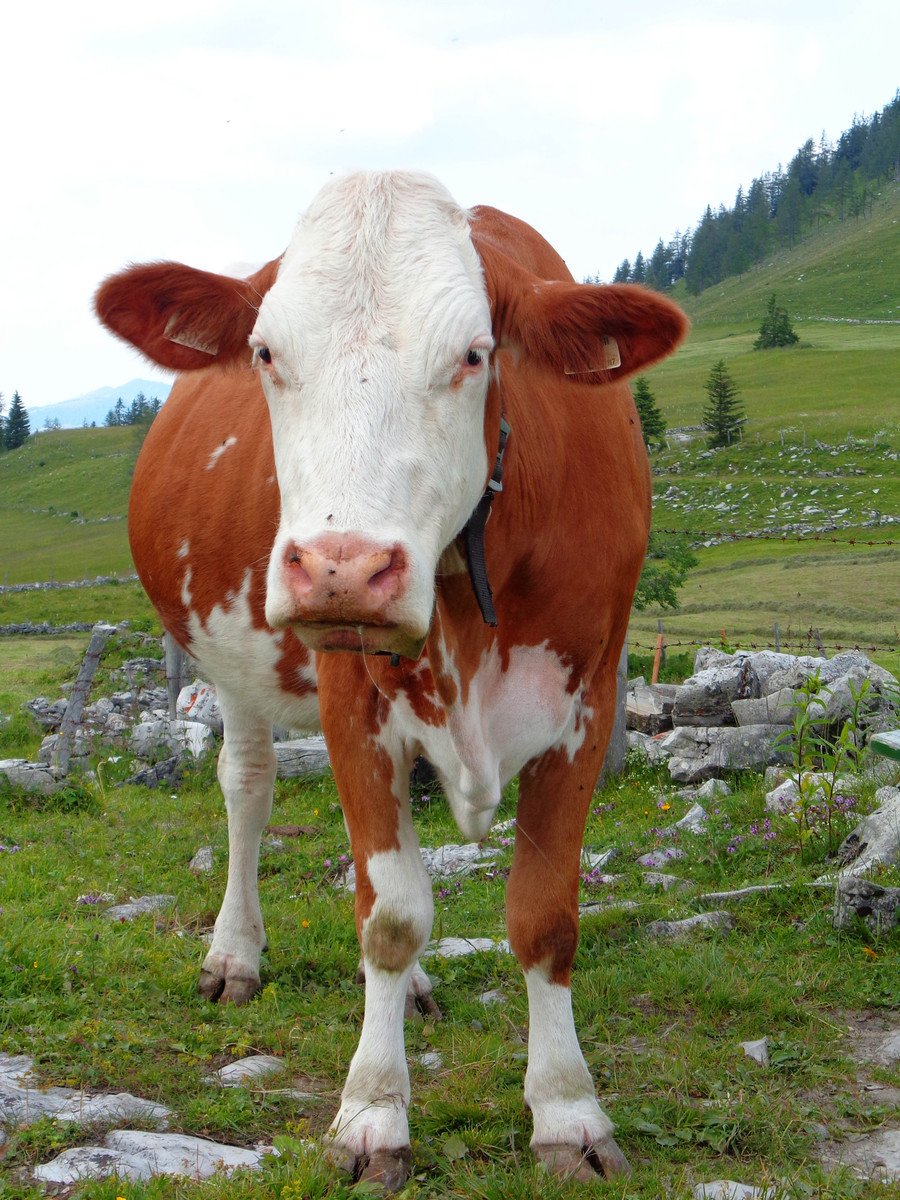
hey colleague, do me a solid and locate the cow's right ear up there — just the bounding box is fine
[94,257,281,371]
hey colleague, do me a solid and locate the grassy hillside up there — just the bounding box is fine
[0,426,138,585]
[676,180,900,325]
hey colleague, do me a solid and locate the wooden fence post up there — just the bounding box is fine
[51,622,117,776]
[164,632,188,719]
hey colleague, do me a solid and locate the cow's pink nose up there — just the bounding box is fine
[283,533,408,624]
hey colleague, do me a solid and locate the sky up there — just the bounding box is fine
[1,0,897,410]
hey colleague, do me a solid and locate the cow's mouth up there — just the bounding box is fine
[291,620,426,660]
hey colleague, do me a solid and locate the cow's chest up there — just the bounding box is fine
[378,640,592,839]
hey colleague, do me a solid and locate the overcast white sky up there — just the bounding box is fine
[1,0,897,409]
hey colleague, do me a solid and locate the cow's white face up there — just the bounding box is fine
[254,173,493,658]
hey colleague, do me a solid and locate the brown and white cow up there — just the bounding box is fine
[96,171,687,1188]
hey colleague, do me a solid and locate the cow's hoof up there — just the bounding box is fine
[326,1144,411,1193]
[533,1137,631,1181]
[198,968,260,1006]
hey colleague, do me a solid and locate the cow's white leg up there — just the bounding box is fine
[199,693,275,1005]
[524,968,629,1179]
[328,822,433,1189]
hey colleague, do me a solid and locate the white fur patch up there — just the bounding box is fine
[205,436,237,470]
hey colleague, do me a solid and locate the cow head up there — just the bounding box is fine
[96,171,687,658]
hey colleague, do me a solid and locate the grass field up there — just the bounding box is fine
[0,645,898,1198]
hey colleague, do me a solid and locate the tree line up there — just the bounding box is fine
[0,390,164,451]
[606,91,899,296]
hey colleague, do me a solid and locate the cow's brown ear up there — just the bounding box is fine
[94,257,281,371]
[478,242,688,382]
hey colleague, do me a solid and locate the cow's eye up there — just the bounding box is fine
[257,345,272,365]
[465,349,484,368]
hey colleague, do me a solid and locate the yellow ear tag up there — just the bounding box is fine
[564,335,621,375]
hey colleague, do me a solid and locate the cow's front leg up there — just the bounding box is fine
[199,692,275,1005]
[322,690,431,1190]
[507,714,631,1182]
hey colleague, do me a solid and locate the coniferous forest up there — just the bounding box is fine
[603,91,899,295]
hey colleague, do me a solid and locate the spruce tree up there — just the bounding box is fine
[754,294,799,349]
[632,377,666,450]
[702,360,745,448]
[4,391,31,450]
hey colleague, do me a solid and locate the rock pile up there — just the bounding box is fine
[627,647,897,785]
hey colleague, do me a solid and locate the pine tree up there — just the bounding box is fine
[632,377,666,450]
[754,294,799,349]
[4,391,31,450]
[702,360,745,448]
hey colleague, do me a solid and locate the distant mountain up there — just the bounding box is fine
[27,378,172,430]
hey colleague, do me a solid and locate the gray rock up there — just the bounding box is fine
[740,1037,770,1066]
[0,1076,170,1128]
[673,662,756,727]
[626,682,678,734]
[870,1030,900,1067]
[104,895,176,922]
[636,847,687,868]
[479,989,506,1006]
[582,847,618,870]
[693,1183,776,1200]
[34,1130,269,1184]
[189,846,214,874]
[342,843,499,892]
[731,688,796,727]
[211,1055,285,1087]
[0,1055,33,1085]
[645,911,734,940]
[833,877,899,935]
[24,697,69,730]
[836,787,900,875]
[0,759,64,796]
[424,937,510,958]
[130,719,213,763]
[126,756,183,789]
[39,730,91,764]
[674,803,708,833]
[664,724,791,784]
[694,778,732,800]
[176,680,224,735]
[274,736,331,779]
[416,1052,443,1071]
[822,1127,900,1183]
[642,871,690,892]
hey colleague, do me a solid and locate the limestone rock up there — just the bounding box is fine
[343,843,499,892]
[34,1130,269,1185]
[274,736,331,779]
[836,787,900,875]
[833,877,899,935]
[663,724,791,784]
[424,936,510,958]
[130,718,213,763]
[693,1183,776,1200]
[211,1055,285,1087]
[0,759,64,796]
[636,847,687,868]
[740,1037,770,1066]
[104,895,176,922]
[731,688,796,727]
[189,846,214,874]
[645,911,734,939]
[626,682,678,734]
[176,680,223,735]
[822,1127,900,1183]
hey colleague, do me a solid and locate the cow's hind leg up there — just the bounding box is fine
[507,691,631,1182]
[198,690,275,1005]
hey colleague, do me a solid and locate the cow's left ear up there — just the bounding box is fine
[94,257,281,371]
[478,243,688,382]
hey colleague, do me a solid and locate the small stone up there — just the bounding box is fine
[823,1127,900,1183]
[416,1052,443,1071]
[836,787,900,876]
[645,911,734,940]
[740,1037,770,1066]
[189,846,214,874]
[693,1182,776,1200]
[870,1030,900,1067]
[582,847,618,870]
[34,1130,269,1184]
[274,736,331,779]
[695,778,731,800]
[479,989,506,1006]
[211,1055,285,1087]
[833,877,899,935]
[104,894,176,922]
[636,847,687,869]
[674,803,708,833]
[424,937,510,958]
[642,871,690,892]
